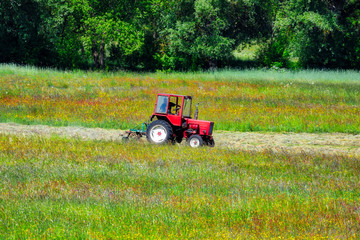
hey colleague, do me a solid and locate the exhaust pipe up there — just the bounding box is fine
[194,103,199,120]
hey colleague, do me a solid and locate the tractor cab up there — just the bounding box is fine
[151,94,192,127]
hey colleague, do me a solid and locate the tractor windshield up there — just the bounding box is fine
[183,98,191,118]
[156,95,168,114]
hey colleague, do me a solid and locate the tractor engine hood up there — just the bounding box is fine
[186,119,214,136]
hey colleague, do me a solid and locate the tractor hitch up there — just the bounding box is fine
[121,123,148,141]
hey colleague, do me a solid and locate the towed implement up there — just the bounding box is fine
[122,93,215,148]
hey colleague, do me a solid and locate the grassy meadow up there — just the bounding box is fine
[1,64,360,238]
[1,64,360,133]
[1,134,359,238]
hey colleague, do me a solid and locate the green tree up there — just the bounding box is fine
[157,0,273,70]
[262,0,360,69]
[0,0,61,66]
[81,13,143,69]
[0,0,147,69]
[61,0,144,69]
[167,0,234,69]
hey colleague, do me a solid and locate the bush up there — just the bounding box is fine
[256,36,291,68]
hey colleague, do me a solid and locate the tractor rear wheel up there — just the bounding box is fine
[146,120,173,145]
[188,134,203,148]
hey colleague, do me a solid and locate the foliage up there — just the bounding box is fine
[265,0,360,69]
[1,0,359,70]
[164,0,235,70]
[256,34,290,68]
[61,0,145,69]
[158,0,273,70]
[0,0,60,66]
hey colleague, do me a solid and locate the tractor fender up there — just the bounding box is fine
[150,114,165,122]
[150,116,175,133]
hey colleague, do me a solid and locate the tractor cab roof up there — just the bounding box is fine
[157,93,192,99]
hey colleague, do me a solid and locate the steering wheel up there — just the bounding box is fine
[169,103,181,114]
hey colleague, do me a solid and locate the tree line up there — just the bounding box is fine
[1,0,359,71]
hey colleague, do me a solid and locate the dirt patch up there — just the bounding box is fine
[1,122,359,157]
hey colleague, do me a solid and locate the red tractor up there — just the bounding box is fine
[145,93,215,147]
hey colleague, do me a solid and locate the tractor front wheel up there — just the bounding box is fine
[146,120,173,145]
[188,135,203,148]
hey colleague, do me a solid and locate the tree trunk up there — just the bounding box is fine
[99,39,105,69]
[208,58,218,70]
[92,41,99,69]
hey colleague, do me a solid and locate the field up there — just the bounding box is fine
[1,64,360,133]
[1,64,360,238]
[1,134,359,238]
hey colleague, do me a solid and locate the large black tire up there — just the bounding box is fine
[146,120,173,145]
[187,134,203,148]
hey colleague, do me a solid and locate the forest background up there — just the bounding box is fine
[1,0,359,71]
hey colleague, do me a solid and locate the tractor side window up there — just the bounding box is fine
[183,98,191,117]
[169,96,180,115]
[156,96,168,114]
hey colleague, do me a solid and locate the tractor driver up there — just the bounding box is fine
[168,102,176,114]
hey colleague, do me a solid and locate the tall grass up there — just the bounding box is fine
[1,64,360,133]
[2,63,360,83]
[0,134,359,238]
